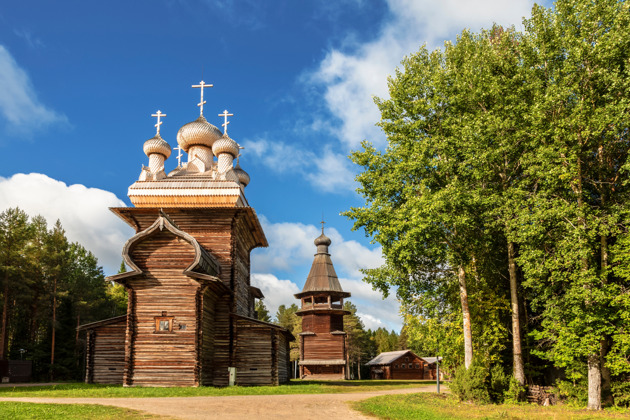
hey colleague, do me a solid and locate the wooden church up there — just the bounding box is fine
[295,227,351,380]
[79,82,293,387]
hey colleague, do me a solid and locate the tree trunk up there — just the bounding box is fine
[600,235,613,405]
[50,277,57,381]
[576,158,601,410]
[0,272,9,360]
[458,265,473,368]
[507,240,525,385]
[588,354,602,410]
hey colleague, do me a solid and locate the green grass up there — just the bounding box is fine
[0,380,434,398]
[0,402,170,419]
[354,393,630,420]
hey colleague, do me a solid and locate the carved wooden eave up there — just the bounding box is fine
[107,214,228,295]
[249,286,264,299]
[109,206,268,249]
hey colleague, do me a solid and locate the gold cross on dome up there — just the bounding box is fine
[151,110,166,135]
[218,109,234,135]
[192,80,213,116]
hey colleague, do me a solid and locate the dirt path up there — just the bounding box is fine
[0,386,436,419]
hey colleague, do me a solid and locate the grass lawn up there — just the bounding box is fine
[0,402,169,420]
[354,393,630,420]
[0,379,435,398]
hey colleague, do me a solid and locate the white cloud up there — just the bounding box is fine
[251,273,300,319]
[308,0,535,149]
[0,173,133,275]
[341,277,400,331]
[250,217,402,331]
[243,138,357,193]
[253,216,383,276]
[0,45,68,133]
[359,312,385,330]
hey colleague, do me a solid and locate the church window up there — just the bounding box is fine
[155,316,174,333]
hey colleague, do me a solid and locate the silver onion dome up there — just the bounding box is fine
[143,134,172,158]
[314,233,331,247]
[176,115,222,153]
[212,134,239,157]
[234,163,250,187]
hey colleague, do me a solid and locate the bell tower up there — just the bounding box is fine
[295,225,351,380]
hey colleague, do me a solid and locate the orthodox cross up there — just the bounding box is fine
[236,144,244,163]
[320,218,325,234]
[151,110,166,135]
[174,146,183,167]
[192,80,213,116]
[218,109,234,135]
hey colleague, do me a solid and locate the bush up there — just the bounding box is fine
[489,364,509,403]
[450,362,513,404]
[450,362,491,403]
[504,376,527,403]
[612,379,630,408]
[554,380,587,407]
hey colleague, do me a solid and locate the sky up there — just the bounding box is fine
[0,0,540,332]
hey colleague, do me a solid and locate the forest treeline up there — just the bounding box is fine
[257,301,408,379]
[344,0,630,410]
[0,207,127,381]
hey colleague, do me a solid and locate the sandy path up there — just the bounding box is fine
[0,386,436,419]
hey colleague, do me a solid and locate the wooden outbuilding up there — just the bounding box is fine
[295,227,350,380]
[366,350,441,380]
[80,87,293,387]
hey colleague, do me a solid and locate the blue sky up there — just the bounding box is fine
[0,0,540,331]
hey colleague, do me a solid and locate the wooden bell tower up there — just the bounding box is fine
[295,227,351,380]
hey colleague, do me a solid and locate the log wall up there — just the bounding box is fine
[387,354,426,380]
[302,334,345,360]
[85,319,126,384]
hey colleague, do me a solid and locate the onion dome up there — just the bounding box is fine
[234,163,250,187]
[212,134,239,157]
[143,134,171,158]
[314,233,331,247]
[176,115,222,153]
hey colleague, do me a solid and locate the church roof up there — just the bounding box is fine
[294,229,350,298]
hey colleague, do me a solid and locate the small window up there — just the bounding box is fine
[415,363,420,369]
[401,364,406,369]
[405,357,409,362]
[155,316,174,333]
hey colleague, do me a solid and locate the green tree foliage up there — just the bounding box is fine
[0,208,127,381]
[345,0,630,409]
[275,304,301,361]
[343,301,368,379]
[255,300,272,323]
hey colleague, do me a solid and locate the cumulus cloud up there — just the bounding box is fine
[308,0,535,149]
[0,45,68,134]
[250,217,401,330]
[243,138,357,193]
[251,273,301,319]
[0,173,133,275]
[341,277,400,331]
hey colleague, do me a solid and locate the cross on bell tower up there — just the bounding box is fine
[192,80,213,116]
[151,110,166,135]
[218,109,234,135]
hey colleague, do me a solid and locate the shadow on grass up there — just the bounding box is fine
[288,380,437,388]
